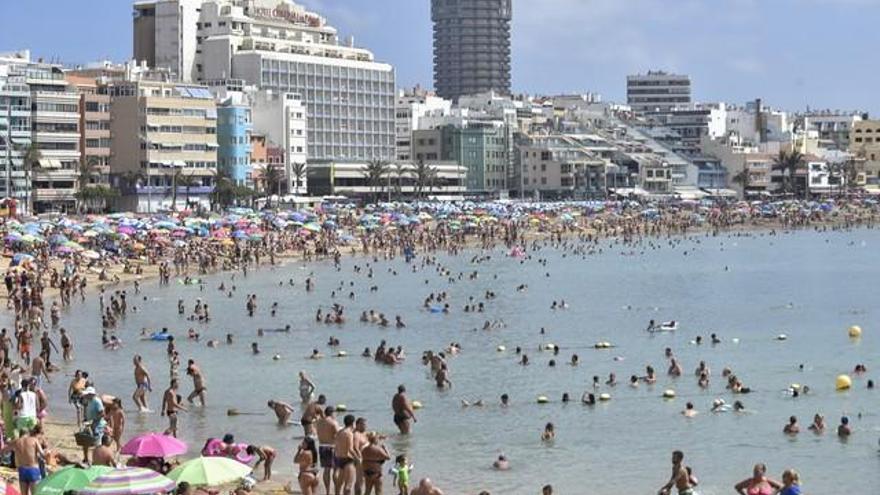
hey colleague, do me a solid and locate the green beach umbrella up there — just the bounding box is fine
[35,466,114,495]
[167,456,252,487]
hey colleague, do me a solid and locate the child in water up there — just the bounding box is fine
[392,454,412,495]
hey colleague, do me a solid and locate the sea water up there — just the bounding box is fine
[20,228,880,494]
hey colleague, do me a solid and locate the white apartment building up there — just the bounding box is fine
[249,89,307,192]
[0,51,33,212]
[801,111,864,151]
[192,0,395,162]
[395,87,451,161]
[626,71,691,114]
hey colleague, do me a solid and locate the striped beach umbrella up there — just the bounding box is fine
[80,468,176,495]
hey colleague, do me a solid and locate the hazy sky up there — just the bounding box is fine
[2,0,879,114]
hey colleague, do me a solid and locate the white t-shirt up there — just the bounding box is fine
[18,390,37,419]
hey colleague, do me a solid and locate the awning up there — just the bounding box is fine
[701,188,738,197]
[38,159,62,169]
[674,186,709,200]
[609,187,649,197]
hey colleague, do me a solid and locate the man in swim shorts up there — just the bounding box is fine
[315,406,339,495]
[9,427,44,495]
[333,415,359,495]
[132,355,151,412]
[391,385,416,434]
[301,394,326,437]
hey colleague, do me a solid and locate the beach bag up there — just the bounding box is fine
[74,429,97,447]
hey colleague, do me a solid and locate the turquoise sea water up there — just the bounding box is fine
[19,228,880,494]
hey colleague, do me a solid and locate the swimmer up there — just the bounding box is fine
[541,423,555,441]
[682,402,698,418]
[492,454,509,471]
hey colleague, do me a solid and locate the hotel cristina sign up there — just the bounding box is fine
[251,6,321,26]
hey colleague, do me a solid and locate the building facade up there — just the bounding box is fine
[249,89,307,193]
[133,0,202,82]
[517,135,607,199]
[27,62,81,213]
[0,51,33,212]
[217,100,253,184]
[431,0,512,101]
[192,0,395,163]
[626,71,691,115]
[65,74,112,188]
[109,80,218,212]
[395,87,451,161]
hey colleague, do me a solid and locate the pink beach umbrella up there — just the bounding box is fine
[120,432,188,458]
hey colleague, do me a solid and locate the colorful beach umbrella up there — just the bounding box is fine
[167,457,252,487]
[79,468,175,495]
[35,466,113,495]
[120,432,188,458]
[0,479,20,495]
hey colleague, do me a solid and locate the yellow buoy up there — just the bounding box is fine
[599,393,611,401]
[790,383,801,391]
[337,351,348,357]
[836,374,852,391]
[497,345,506,352]
[663,389,676,399]
[848,325,862,338]
[537,396,549,404]
[335,404,347,412]
[544,343,556,351]
[412,400,423,409]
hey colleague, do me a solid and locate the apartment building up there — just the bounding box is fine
[109,79,218,212]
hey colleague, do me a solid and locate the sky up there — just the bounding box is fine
[2,0,880,114]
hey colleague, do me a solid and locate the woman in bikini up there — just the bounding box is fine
[294,437,320,495]
[361,432,391,495]
[734,463,782,495]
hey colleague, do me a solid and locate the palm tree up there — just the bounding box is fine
[771,150,804,197]
[210,169,235,210]
[77,157,102,213]
[176,173,198,210]
[389,162,406,200]
[18,143,41,215]
[290,162,307,194]
[264,165,284,198]
[410,159,437,200]
[731,166,750,198]
[75,185,118,213]
[361,159,389,204]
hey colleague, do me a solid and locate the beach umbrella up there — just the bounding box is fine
[35,466,113,495]
[80,468,175,495]
[167,457,252,487]
[120,432,188,458]
[82,250,101,260]
[10,253,34,266]
[303,222,321,232]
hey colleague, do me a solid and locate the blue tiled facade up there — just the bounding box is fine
[217,105,252,184]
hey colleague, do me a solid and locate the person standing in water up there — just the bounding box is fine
[132,355,152,412]
[391,385,417,434]
[161,379,187,437]
[299,371,316,403]
[657,450,694,495]
[185,359,206,406]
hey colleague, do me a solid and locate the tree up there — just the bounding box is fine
[389,162,406,200]
[17,143,41,215]
[361,159,389,204]
[290,162,307,194]
[731,166,750,197]
[75,185,118,213]
[410,159,438,200]
[264,165,285,199]
[210,169,236,210]
[77,157,102,213]
[771,150,804,197]
[176,173,198,210]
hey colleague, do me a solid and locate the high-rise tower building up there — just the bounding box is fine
[431,0,512,101]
